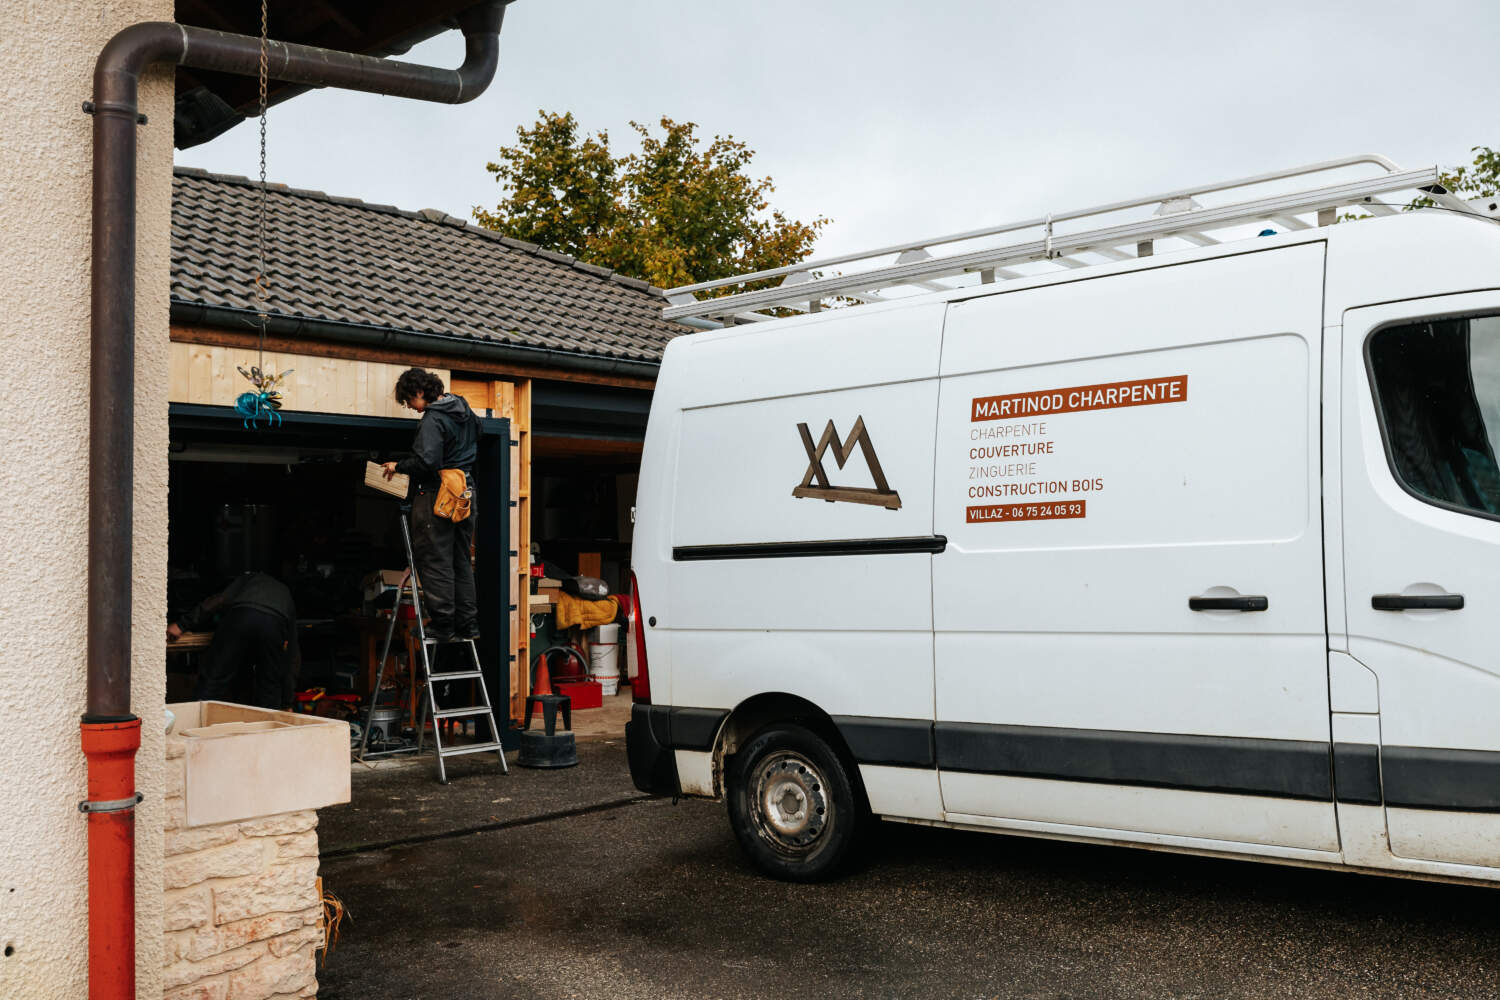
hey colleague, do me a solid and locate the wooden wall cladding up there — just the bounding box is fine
[167,341,447,421]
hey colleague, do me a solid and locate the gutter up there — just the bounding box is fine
[169,301,665,380]
[84,6,511,998]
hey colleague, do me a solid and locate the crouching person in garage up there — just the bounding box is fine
[168,571,299,710]
[382,367,481,643]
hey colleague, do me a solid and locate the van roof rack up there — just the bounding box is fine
[662,154,1478,325]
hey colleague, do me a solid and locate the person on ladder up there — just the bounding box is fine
[381,367,481,644]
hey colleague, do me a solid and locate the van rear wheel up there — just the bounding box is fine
[727,724,863,882]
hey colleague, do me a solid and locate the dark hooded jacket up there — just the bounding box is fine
[177,572,296,630]
[394,393,481,488]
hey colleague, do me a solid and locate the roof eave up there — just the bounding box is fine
[169,301,664,380]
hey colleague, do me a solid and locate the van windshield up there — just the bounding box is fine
[1369,314,1500,518]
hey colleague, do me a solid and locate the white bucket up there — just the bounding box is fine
[589,623,621,696]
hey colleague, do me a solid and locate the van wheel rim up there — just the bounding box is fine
[753,751,829,852]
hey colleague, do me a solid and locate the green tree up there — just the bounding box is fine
[472,111,617,259]
[1408,145,1499,209]
[474,112,828,290]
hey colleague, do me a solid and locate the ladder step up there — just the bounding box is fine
[438,741,505,758]
[432,706,491,720]
[387,513,507,780]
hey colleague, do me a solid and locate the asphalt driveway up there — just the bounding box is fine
[315,740,1500,1000]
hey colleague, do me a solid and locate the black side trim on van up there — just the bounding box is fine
[657,709,1500,811]
[672,536,947,561]
[640,704,671,748]
[1333,742,1382,806]
[934,722,1334,801]
[1383,745,1500,811]
[631,705,728,753]
[627,704,679,796]
[832,716,936,768]
[668,707,729,752]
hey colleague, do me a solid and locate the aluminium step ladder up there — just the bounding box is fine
[356,506,508,783]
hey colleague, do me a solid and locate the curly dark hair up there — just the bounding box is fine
[393,368,445,407]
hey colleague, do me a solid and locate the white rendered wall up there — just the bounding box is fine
[0,2,173,995]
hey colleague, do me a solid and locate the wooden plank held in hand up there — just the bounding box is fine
[364,461,410,498]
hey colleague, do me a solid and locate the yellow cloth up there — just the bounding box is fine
[555,592,619,631]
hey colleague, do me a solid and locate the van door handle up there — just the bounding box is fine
[1189,595,1269,612]
[1372,593,1464,611]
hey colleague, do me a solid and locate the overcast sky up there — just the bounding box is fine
[176,0,1500,271]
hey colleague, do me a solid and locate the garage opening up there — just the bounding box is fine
[166,403,511,751]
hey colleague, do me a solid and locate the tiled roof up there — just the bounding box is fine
[171,167,688,364]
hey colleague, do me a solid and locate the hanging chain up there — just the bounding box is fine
[254,0,270,376]
[234,0,292,428]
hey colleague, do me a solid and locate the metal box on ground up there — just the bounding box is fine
[554,679,602,710]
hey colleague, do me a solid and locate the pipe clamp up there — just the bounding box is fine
[78,793,144,815]
[81,100,148,124]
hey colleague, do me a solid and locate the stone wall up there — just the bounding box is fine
[162,737,323,1000]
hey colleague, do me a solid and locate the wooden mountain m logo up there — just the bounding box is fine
[793,416,902,510]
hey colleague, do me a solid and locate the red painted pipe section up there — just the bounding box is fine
[80,719,142,1000]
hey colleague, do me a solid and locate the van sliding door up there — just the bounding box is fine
[932,244,1337,855]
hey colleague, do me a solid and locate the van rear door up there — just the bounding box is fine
[932,244,1338,854]
[1340,294,1500,870]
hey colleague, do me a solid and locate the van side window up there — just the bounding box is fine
[1368,314,1500,518]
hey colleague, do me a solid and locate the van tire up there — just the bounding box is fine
[727,723,863,882]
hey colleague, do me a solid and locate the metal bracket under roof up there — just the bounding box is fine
[661,154,1479,324]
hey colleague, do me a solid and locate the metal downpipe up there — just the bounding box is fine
[83,6,509,997]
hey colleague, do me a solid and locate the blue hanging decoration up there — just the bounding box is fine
[234,366,292,429]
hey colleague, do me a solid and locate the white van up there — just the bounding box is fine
[626,155,1500,883]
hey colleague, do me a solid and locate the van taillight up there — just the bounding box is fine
[630,571,651,704]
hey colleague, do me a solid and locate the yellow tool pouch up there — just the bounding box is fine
[433,469,472,523]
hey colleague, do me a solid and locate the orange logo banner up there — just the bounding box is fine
[972,375,1188,422]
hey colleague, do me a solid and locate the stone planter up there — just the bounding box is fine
[162,703,351,1000]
